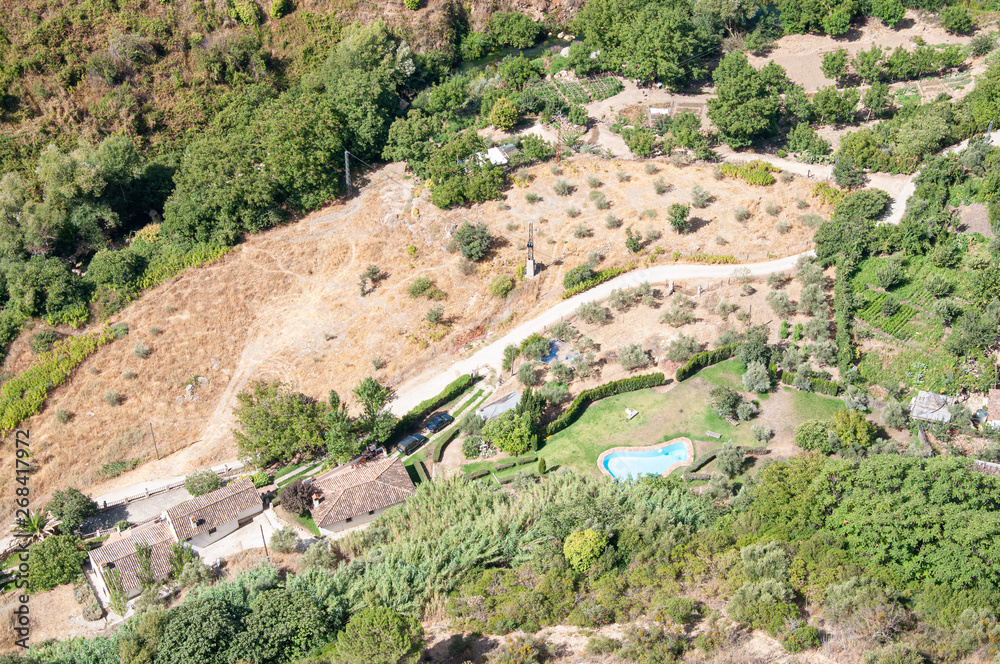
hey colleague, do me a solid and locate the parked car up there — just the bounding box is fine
[424,412,454,433]
[397,433,428,456]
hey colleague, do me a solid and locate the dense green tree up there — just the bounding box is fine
[717,441,745,478]
[852,45,886,84]
[28,535,88,592]
[353,377,398,447]
[870,0,905,26]
[942,5,974,34]
[821,49,849,82]
[487,12,543,48]
[230,589,330,664]
[325,390,362,463]
[156,594,241,664]
[162,132,282,245]
[794,419,834,453]
[86,248,144,289]
[332,606,424,664]
[452,221,494,261]
[708,54,787,148]
[255,90,345,212]
[812,86,859,125]
[118,607,168,664]
[832,408,876,451]
[620,3,714,89]
[5,255,86,323]
[482,411,534,456]
[233,381,326,465]
[564,528,609,574]
[426,131,505,208]
[44,488,97,533]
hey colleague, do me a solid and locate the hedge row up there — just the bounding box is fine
[431,427,461,462]
[676,344,739,382]
[561,263,637,299]
[391,374,473,443]
[500,470,539,485]
[779,369,841,395]
[0,326,118,435]
[687,452,717,473]
[673,253,738,264]
[834,258,856,380]
[413,460,429,483]
[545,373,666,437]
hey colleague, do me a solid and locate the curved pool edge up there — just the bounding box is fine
[597,437,695,479]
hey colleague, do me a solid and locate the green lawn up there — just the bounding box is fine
[538,361,845,475]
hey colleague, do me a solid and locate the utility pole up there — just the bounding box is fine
[345,149,352,197]
[260,524,269,559]
[525,221,536,278]
[148,422,160,460]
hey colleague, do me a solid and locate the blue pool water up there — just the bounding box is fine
[602,443,690,480]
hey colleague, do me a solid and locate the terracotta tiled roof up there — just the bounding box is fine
[310,456,415,528]
[165,478,261,541]
[89,520,174,595]
[987,389,1000,423]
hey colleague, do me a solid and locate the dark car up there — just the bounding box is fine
[424,412,454,433]
[397,433,427,456]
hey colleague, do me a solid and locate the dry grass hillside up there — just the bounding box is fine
[0,155,827,524]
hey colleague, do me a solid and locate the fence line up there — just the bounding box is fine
[98,464,245,510]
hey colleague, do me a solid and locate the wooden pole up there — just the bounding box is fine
[148,422,160,460]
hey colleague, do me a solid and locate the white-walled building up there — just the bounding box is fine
[309,455,415,535]
[164,478,263,550]
[89,520,175,601]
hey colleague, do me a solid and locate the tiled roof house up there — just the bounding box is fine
[309,455,415,535]
[165,478,263,548]
[89,520,175,600]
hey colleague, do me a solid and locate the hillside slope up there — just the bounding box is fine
[1,155,823,523]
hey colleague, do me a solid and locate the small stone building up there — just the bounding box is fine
[310,455,415,536]
[908,390,957,424]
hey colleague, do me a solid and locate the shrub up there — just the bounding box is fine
[520,333,551,360]
[586,635,620,655]
[970,32,996,57]
[734,205,750,221]
[539,381,570,404]
[618,343,649,371]
[105,390,121,406]
[572,221,589,236]
[728,578,797,635]
[553,179,572,196]
[616,170,631,182]
[863,644,926,664]
[665,333,700,362]
[550,361,574,383]
[668,203,691,233]
[925,273,951,297]
[55,409,71,424]
[765,202,780,216]
[548,321,578,341]
[461,437,480,459]
[653,177,669,194]
[752,424,773,442]
[489,275,516,298]
[875,259,902,289]
[489,97,519,130]
[486,636,548,664]
[517,362,540,386]
[425,306,445,325]
[882,397,908,429]
[710,385,744,420]
[564,529,608,574]
[270,526,299,554]
[453,221,494,261]
[691,185,711,208]
[250,471,270,487]
[29,535,89,592]
[525,192,540,204]
[592,193,610,210]
[280,480,314,515]
[184,470,222,497]
[577,301,609,324]
[331,607,423,664]
[459,259,477,276]
[781,624,821,653]
[618,625,686,663]
[586,175,602,188]
[716,441,744,478]
[644,163,659,175]
[942,5,974,34]
[742,361,771,393]
[566,207,581,218]
[776,220,790,234]
[30,331,60,354]
[134,343,151,359]
[605,214,622,229]
[625,227,643,253]
[407,277,432,298]
[644,225,662,242]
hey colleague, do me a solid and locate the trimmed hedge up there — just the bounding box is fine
[687,452,717,473]
[561,263,637,298]
[780,369,840,395]
[413,460,429,483]
[676,344,739,382]
[391,374,473,443]
[545,373,666,437]
[431,427,461,462]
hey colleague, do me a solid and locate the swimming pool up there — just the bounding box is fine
[599,440,692,480]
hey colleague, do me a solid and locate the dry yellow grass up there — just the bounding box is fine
[0,156,827,526]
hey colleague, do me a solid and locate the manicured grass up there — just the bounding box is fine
[538,378,846,475]
[275,460,311,481]
[289,511,321,537]
[788,387,847,422]
[695,358,744,389]
[451,389,484,419]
